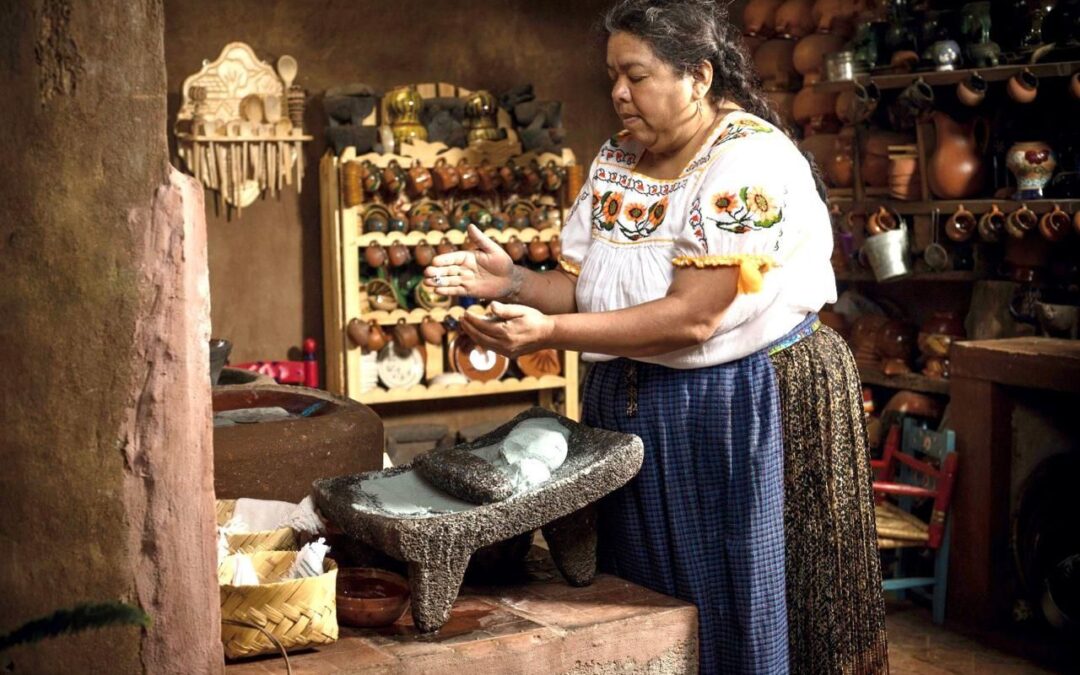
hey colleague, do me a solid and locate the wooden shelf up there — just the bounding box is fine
[361,305,485,325]
[358,375,569,405]
[832,198,1080,216]
[355,227,561,247]
[836,270,982,283]
[859,366,951,395]
[815,59,1080,93]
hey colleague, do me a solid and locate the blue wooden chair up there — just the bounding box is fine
[871,417,959,625]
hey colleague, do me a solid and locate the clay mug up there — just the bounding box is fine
[392,318,420,356]
[342,160,364,207]
[897,77,935,122]
[420,316,446,345]
[363,210,389,234]
[504,236,527,262]
[1005,204,1037,239]
[956,73,988,107]
[541,160,566,193]
[978,204,1006,242]
[406,160,433,198]
[1071,72,1080,100]
[428,213,450,233]
[528,237,550,263]
[1039,204,1071,242]
[364,243,388,268]
[865,205,901,235]
[477,160,500,192]
[1008,69,1039,104]
[845,211,867,237]
[435,238,457,256]
[944,204,977,242]
[518,161,543,194]
[548,235,562,262]
[388,242,412,268]
[431,158,460,192]
[851,82,880,123]
[499,160,521,192]
[366,321,388,352]
[359,160,381,194]
[381,160,405,196]
[346,317,370,349]
[414,241,435,267]
[460,238,480,253]
[457,158,479,191]
[408,212,430,233]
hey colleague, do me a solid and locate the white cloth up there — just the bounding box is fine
[559,111,837,368]
[230,498,296,532]
[287,538,330,579]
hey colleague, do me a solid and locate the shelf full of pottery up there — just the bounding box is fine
[320,84,581,418]
[173,42,313,215]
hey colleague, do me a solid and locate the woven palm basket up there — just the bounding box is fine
[219,551,339,659]
[216,499,298,555]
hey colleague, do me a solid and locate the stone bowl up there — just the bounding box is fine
[336,567,410,627]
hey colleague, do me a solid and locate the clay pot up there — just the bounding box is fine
[504,236,526,262]
[921,311,965,339]
[477,160,499,192]
[548,235,562,262]
[407,160,432,198]
[1040,204,1071,242]
[364,243,388,268]
[528,237,550,263]
[408,212,430,233]
[764,90,797,130]
[435,239,457,256]
[392,319,420,356]
[889,50,920,73]
[359,160,381,194]
[428,213,450,233]
[793,33,845,83]
[366,322,388,353]
[414,241,435,267]
[431,158,460,192]
[1007,69,1039,104]
[888,154,919,200]
[978,204,1006,242]
[792,86,839,133]
[829,132,855,188]
[865,205,901,235]
[387,242,411,268]
[381,160,405,196]
[775,0,814,39]
[346,318,370,348]
[420,316,446,345]
[363,210,389,234]
[744,0,785,37]
[754,39,799,92]
[456,159,479,191]
[956,73,988,107]
[944,204,977,242]
[927,111,987,200]
[883,390,943,419]
[1005,204,1038,239]
[1006,141,1057,200]
[811,0,858,37]
[863,130,912,188]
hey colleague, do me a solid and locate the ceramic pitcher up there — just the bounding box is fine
[927,111,988,200]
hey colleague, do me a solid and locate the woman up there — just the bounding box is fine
[424,1,887,672]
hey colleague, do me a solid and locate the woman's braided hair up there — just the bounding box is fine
[599,0,828,200]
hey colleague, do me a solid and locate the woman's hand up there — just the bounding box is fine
[460,301,555,359]
[423,224,518,300]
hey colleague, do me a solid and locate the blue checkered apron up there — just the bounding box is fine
[584,314,820,674]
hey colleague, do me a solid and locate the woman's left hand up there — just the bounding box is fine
[460,301,555,359]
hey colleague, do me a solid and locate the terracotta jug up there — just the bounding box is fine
[753,39,798,92]
[793,33,845,84]
[775,0,815,39]
[792,86,839,133]
[744,0,785,37]
[927,111,988,200]
[812,0,859,37]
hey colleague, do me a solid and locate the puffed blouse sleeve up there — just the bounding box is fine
[672,137,789,294]
[555,157,597,277]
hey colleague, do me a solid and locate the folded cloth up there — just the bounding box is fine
[287,538,330,579]
[231,498,296,532]
[285,496,328,536]
[231,555,261,586]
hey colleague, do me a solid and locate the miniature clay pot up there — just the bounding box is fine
[477,160,499,192]
[883,390,943,419]
[1005,204,1038,239]
[504,236,527,262]
[381,160,405,196]
[850,315,889,362]
[1039,204,1071,242]
[435,239,457,256]
[541,161,565,193]
[978,204,1006,242]
[429,213,450,233]
[744,0,784,37]
[392,319,420,356]
[364,243,388,268]
[548,235,562,262]
[1007,69,1039,104]
[528,237,550,263]
[956,73,988,107]
[775,0,814,39]
[457,159,479,191]
[387,215,407,233]
[888,154,919,201]
[792,86,839,133]
[944,204,977,242]
[518,161,543,194]
[793,33,845,83]
[359,160,381,194]
[408,212,430,233]
[366,321,388,352]
[407,160,432,198]
[420,316,446,345]
[414,241,435,267]
[863,131,913,188]
[431,158,460,192]
[388,242,412,268]
[865,205,901,235]
[347,318,370,349]
[754,39,799,92]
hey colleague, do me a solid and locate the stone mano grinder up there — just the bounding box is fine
[314,407,644,632]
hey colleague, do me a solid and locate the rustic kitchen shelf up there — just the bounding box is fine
[833,198,1080,216]
[858,366,951,395]
[816,59,1080,93]
[356,227,561,247]
[358,375,570,405]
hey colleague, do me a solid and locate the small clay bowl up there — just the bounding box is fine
[336,567,410,628]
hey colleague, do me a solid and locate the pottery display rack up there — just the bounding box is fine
[174,42,312,217]
[320,83,580,419]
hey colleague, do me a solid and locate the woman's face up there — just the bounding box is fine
[606,31,699,147]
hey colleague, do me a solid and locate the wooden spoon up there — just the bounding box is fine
[277,55,298,91]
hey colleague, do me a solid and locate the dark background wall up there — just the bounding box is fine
[165,0,623,364]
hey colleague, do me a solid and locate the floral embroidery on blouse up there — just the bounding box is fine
[684,117,776,174]
[689,196,707,252]
[591,192,669,240]
[594,168,691,196]
[706,186,784,233]
[593,191,623,231]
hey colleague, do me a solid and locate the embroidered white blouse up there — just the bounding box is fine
[558,111,837,368]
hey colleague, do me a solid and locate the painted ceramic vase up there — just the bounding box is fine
[1006,141,1057,200]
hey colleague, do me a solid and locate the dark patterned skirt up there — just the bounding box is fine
[584,315,888,674]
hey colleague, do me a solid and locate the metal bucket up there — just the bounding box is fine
[862,226,911,281]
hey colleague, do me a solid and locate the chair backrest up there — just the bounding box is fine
[231,338,320,388]
[872,417,959,549]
